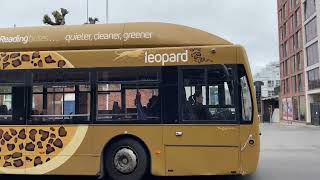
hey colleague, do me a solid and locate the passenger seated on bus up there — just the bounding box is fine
[112,101,122,119]
[0,105,8,115]
[39,109,49,121]
[135,91,147,120]
[182,95,196,120]
[147,95,160,117]
[180,87,195,120]
[32,109,40,115]
[188,95,195,105]
[192,92,213,120]
[40,109,48,115]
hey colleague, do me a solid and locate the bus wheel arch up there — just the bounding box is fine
[100,134,151,180]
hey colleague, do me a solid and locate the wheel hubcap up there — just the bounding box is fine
[114,148,137,174]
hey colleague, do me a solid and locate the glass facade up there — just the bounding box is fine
[305,17,317,43]
[299,96,305,121]
[304,0,316,20]
[308,68,320,90]
[306,42,319,66]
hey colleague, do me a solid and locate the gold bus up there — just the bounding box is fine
[0,22,259,180]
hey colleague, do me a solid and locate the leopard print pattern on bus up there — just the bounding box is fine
[0,52,69,70]
[190,48,212,64]
[0,127,68,168]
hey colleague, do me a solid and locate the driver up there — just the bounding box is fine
[192,92,213,120]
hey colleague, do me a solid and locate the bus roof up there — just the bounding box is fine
[0,22,232,52]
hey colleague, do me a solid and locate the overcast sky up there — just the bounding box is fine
[0,0,278,73]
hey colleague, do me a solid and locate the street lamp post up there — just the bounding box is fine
[86,0,89,23]
[106,0,109,23]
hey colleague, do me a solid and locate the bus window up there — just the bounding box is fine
[207,66,235,121]
[97,83,122,120]
[0,72,26,124]
[239,65,253,122]
[30,71,91,124]
[96,69,161,122]
[182,65,235,122]
[182,69,207,121]
[0,86,12,121]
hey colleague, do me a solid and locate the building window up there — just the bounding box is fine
[283,23,287,39]
[279,9,283,24]
[291,36,295,53]
[268,91,274,97]
[294,30,301,50]
[304,0,316,21]
[306,41,319,66]
[299,96,305,121]
[282,80,286,95]
[283,41,289,58]
[296,52,303,70]
[290,0,294,11]
[298,73,304,92]
[268,80,274,87]
[294,8,301,27]
[292,56,296,73]
[286,78,290,93]
[276,80,280,87]
[284,2,288,19]
[292,76,297,92]
[285,59,289,76]
[308,68,320,90]
[305,17,317,43]
[290,16,294,33]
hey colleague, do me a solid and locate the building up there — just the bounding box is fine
[277,0,306,122]
[302,0,320,125]
[254,62,280,121]
[254,62,281,98]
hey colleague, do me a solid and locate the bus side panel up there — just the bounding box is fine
[26,125,98,176]
[164,125,240,176]
[240,124,260,175]
[237,46,260,175]
[0,126,26,175]
[91,125,165,176]
[41,125,165,176]
[165,146,239,176]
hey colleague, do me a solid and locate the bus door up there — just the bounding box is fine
[164,66,240,176]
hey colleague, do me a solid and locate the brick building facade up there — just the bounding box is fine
[277,0,306,122]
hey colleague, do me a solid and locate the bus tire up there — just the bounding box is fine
[104,138,149,180]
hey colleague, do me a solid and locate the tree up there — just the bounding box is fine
[86,17,99,24]
[43,8,69,26]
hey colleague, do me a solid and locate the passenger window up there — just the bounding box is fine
[30,71,91,124]
[0,86,12,121]
[239,66,253,122]
[207,66,235,121]
[0,72,26,124]
[96,69,161,122]
[182,65,235,122]
[182,69,207,120]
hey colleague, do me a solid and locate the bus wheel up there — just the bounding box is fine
[104,138,149,180]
